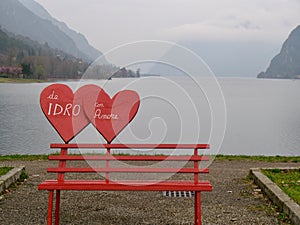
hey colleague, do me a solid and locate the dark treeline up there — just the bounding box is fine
[0,28,139,80]
[0,28,89,79]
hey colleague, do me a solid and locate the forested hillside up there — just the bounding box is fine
[0,28,140,80]
[0,28,88,79]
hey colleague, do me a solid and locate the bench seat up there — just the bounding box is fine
[38,180,212,191]
[38,143,212,225]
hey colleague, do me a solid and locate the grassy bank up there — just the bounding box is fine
[263,169,300,205]
[216,155,300,162]
[0,78,46,83]
[0,155,48,161]
[0,167,13,176]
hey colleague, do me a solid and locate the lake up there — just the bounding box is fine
[0,77,300,156]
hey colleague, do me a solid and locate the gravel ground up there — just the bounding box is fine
[0,159,299,225]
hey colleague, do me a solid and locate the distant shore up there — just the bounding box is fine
[0,154,299,162]
[0,78,47,83]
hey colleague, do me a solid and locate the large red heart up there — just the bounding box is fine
[83,86,140,143]
[40,84,90,143]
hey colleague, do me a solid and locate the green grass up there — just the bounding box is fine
[0,155,49,161]
[0,167,13,176]
[0,154,299,162]
[0,78,46,83]
[215,155,300,162]
[19,169,28,181]
[263,169,300,205]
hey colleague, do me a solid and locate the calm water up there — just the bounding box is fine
[0,77,300,156]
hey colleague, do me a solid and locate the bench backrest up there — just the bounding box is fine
[48,143,210,184]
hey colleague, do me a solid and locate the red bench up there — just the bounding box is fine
[38,143,212,225]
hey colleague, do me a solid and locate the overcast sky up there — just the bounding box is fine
[34,0,300,76]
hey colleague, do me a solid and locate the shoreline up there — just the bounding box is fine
[0,154,299,162]
[0,78,47,83]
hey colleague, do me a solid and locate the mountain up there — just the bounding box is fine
[18,0,102,61]
[0,0,103,62]
[258,25,300,79]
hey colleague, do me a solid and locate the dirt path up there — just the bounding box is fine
[0,159,299,225]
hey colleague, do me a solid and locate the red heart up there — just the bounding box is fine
[40,84,90,143]
[83,86,140,143]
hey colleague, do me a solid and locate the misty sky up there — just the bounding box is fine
[34,0,300,77]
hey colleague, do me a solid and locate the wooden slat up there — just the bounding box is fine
[50,143,210,149]
[38,180,213,191]
[48,155,210,161]
[47,167,209,173]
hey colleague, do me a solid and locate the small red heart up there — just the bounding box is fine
[40,84,90,143]
[83,86,140,143]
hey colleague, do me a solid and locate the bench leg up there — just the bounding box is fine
[55,190,61,225]
[47,191,54,225]
[194,191,202,225]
